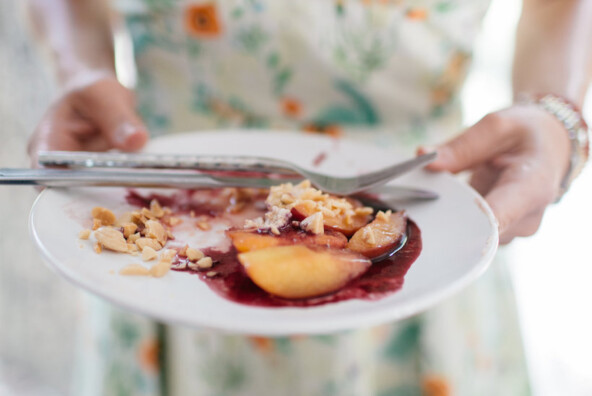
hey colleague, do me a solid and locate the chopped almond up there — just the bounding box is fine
[196,221,211,231]
[141,246,158,261]
[92,218,102,231]
[94,242,102,254]
[376,210,392,222]
[144,220,167,245]
[160,249,176,262]
[91,207,116,226]
[186,247,205,262]
[172,260,188,270]
[149,260,171,278]
[168,217,182,226]
[128,232,141,243]
[150,199,165,218]
[141,207,156,220]
[122,223,138,238]
[301,212,324,235]
[94,227,129,253]
[79,229,92,240]
[130,211,146,226]
[127,243,139,254]
[197,256,213,269]
[362,227,377,245]
[120,264,150,276]
[135,237,163,251]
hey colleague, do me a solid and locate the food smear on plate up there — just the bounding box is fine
[80,181,422,307]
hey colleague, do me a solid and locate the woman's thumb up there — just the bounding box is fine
[108,120,149,151]
[76,78,149,151]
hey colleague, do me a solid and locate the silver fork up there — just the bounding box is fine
[38,151,437,196]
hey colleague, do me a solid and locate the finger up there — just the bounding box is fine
[468,164,500,196]
[418,113,521,173]
[484,164,554,237]
[74,79,149,151]
[499,210,545,245]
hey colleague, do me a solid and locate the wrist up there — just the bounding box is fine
[60,68,118,94]
[517,92,590,201]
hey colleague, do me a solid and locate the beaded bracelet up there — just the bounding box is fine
[519,93,590,201]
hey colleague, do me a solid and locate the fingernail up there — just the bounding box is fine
[113,122,147,149]
[113,122,140,146]
[419,145,438,156]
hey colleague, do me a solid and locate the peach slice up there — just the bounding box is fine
[227,229,347,253]
[238,245,371,299]
[291,202,371,237]
[347,210,407,260]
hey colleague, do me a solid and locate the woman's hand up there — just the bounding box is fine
[419,104,571,244]
[28,74,149,166]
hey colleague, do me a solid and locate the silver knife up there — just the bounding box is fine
[0,168,439,200]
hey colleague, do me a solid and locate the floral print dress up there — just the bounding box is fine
[74,1,531,395]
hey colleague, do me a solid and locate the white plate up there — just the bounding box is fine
[29,131,498,336]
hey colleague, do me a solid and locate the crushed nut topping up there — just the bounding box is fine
[92,218,102,231]
[244,206,291,231]
[141,246,158,261]
[376,210,392,222]
[119,264,150,276]
[161,249,176,262]
[361,227,377,245]
[149,199,164,218]
[94,227,129,253]
[128,232,141,243]
[266,180,373,226]
[135,237,163,252]
[127,244,139,254]
[197,257,213,269]
[141,207,156,220]
[91,207,116,226]
[167,217,182,226]
[122,223,138,238]
[149,260,171,278]
[79,229,91,240]
[300,212,324,235]
[144,220,167,245]
[186,247,205,262]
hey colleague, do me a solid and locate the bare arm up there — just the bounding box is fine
[513,0,592,106]
[27,0,115,86]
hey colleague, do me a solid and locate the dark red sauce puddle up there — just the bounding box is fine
[126,189,422,308]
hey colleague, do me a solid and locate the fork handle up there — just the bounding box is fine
[38,151,300,175]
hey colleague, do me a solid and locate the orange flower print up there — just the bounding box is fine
[431,87,451,107]
[303,123,343,138]
[431,51,470,106]
[249,336,274,354]
[422,374,451,396]
[281,97,302,118]
[185,3,222,38]
[406,7,429,21]
[138,338,160,374]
